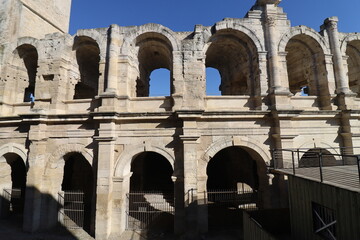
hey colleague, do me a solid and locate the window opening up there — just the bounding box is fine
[206,67,221,96]
[149,68,171,97]
[312,202,336,240]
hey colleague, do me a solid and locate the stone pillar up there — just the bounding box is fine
[264,5,288,94]
[105,25,120,94]
[180,135,201,237]
[324,17,351,95]
[94,121,117,240]
[263,4,292,110]
[23,123,48,232]
[178,110,205,237]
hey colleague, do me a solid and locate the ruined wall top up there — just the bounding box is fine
[0,0,72,44]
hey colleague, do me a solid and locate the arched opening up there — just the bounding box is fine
[285,34,331,109]
[127,152,174,232]
[205,30,260,99]
[15,44,38,102]
[299,148,337,168]
[0,153,26,223]
[149,68,171,96]
[206,146,263,230]
[73,36,100,99]
[346,40,360,97]
[206,67,221,96]
[135,33,173,97]
[60,153,94,234]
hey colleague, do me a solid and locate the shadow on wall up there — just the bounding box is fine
[0,186,81,240]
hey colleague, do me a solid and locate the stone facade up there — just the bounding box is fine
[0,0,360,239]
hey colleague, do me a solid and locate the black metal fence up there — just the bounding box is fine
[126,191,174,230]
[272,148,360,184]
[58,191,85,229]
[207,189,257,210]
[2,188,22,214]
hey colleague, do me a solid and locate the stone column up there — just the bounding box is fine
[263,4,292,110]
[324,17,351,95]
[94,121,117,240]
[264,5,288,94]
[105,24,120,94]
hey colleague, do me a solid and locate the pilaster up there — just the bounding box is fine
[94,121,117,240]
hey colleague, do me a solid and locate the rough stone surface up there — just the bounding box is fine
[0,1,360,240]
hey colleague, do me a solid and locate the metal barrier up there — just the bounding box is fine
[207,189,257,210]
[3,188,22,214]
[272,148,360,184]
[126,191,174,230]
[58,191,84,229]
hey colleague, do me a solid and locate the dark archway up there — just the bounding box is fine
[135,33,173,97]
[73,36,100,99]
[15,44,38,102]
[206,146,261,230]
[299,148,337,168]
[346,40,360,97]
[127,152,174,233]
[61,153,94,235]
[0,153,27,222]
[285,34,331,109]
[205,30,260,99]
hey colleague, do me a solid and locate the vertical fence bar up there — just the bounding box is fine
[357,155,360,185]
[292,151,296,175]
[319,153,323,182]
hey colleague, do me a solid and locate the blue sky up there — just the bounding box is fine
[69,0,360,34]
[69,0,360,96]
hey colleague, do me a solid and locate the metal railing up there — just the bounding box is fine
[126,191,174,230]
[58,191,85,229]
[207,189,258,210]
[272,148,360,184]
[2,188,22,214]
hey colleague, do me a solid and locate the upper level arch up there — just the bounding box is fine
[204,28,261,98]
[281,27,331,109]
[122,23,180,55]
[130,29,175,97]
[341,34,360,96]
[209,20,265,52]
[72,35,100,99]
[73,29,107,59]
[340,33,360,55]
[278,26,330,54]
[10,42,39,103]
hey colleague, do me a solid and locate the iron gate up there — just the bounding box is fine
[126,191,174,230]
[207,189,257,230]
[207,189,258,210]
[58,191,84,229]
[2,188,22,214]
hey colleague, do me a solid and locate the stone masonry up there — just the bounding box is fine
[0,0,360,239]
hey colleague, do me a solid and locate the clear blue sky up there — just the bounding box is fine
[69,0,360,34]
[69,0,360,96]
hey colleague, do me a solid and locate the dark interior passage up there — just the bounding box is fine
[206,146,260,231]
[4,153,27,215]
[207,146,259,191]
[130,152,173,192]
[61,153,94,234]
[128,152,174,233]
